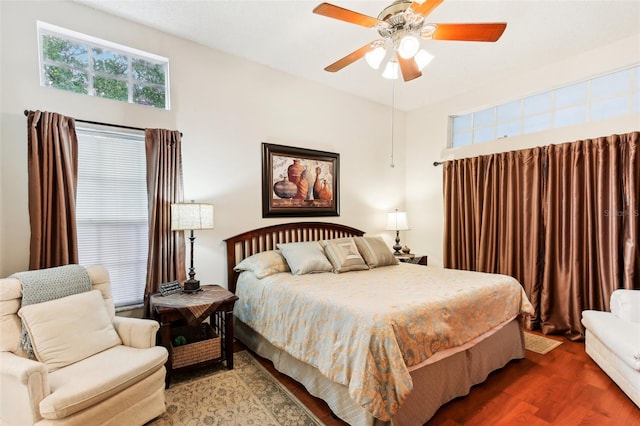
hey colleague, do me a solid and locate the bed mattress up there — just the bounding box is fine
[234,263,533,421]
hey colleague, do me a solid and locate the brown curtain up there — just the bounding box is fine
[444,148,545,326]
[542,133,639,339]
[443,157,482,270]
[26,110,79,270]
[144,129,186,312]
[620,132,639,288]
[443,132,639,339]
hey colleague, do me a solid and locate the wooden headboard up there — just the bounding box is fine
[224,222,365,293]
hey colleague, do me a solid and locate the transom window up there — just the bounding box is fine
[450,64,640,148]
[38,21,170,109]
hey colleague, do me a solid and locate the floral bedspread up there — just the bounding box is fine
[234,264,534,421]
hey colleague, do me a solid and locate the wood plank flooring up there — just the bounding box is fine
[236,331,639,425]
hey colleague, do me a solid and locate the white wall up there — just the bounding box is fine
[405,35,640,266]
[0,1,407,285]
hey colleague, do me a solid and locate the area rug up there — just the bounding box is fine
[148,351,323,426]
[524,332,563,355]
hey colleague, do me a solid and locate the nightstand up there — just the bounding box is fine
[396,254,428,266]
[150,285,238,387]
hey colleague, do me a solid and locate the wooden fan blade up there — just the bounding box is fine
[432,23,507,42]
[397,55,422,82]
[324,43,374,72]
[313,2,379,28]
[410,0,444,18]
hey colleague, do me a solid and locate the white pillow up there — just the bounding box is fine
[276,241,333,275]
[18,290,122,372]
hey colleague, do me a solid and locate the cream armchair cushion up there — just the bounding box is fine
[0,265,168,426]
[18,290,122,372]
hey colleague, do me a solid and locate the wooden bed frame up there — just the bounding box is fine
[224,221,526,426]
[224,222,364,293]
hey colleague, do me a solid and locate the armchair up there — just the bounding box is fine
[581,289,640,408]
[0,265,168,425]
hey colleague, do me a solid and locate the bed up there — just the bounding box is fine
[225,222,533,426]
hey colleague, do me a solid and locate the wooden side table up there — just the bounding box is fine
[150,285,238,387]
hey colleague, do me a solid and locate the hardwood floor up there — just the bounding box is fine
[235,332,639,425]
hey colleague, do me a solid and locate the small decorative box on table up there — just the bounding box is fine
[150,285,238,387]
[395,253,428,266]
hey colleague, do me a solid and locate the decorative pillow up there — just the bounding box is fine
[276,241,333,275]
[234,250,291,279]
[18,290,122,372]
[321,238,369,273]
[354,236,399,268]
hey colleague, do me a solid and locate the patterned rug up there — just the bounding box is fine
[524,332,563,355]
[147,351,323,426]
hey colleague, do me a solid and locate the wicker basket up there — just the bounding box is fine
[170,323,221,369]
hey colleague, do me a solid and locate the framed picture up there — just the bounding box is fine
[262,143,340,218]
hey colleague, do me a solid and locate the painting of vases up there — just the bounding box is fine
[263,143,339,217]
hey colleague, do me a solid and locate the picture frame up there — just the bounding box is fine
[262,143,340,218]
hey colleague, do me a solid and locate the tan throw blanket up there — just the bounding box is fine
[234,264,534,421]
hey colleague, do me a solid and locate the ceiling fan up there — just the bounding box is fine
[313,0,507,81]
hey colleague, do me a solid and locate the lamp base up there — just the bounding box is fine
[183,279,201,293]
[393,230,402,254]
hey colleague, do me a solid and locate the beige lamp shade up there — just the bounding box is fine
[170,203,214,231]
[385,210,409,231]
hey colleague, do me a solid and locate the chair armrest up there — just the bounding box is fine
[610,290,640,323]
[113,316,160,349]
[0,351,50,425]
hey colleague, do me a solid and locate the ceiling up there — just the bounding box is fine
[78,0,640,111]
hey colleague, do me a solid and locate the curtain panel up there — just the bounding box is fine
[443,132,639,339]
[144,129,186,312]
[26,110,79,270]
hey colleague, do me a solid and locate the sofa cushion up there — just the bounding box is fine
[610,289,640,323]
[41,344,168,420]
[582,310,640,372]
[18,290,122,372]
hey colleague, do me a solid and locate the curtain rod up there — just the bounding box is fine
[23,110,183,136]
[433,161,443,166]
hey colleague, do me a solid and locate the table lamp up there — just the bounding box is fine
[385,209,409,255]
[170,202,214,292]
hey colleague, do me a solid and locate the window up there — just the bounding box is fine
[450,64,640,148]
[76,128,149,308]
[38,21,170,109]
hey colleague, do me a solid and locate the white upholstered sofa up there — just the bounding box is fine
[0,265,168,425]
[581,289,640,408]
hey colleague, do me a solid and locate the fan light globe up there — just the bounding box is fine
[365,47,386,70]
[414,49,434,70]
[382,61,399,79]
[398,35,420,59]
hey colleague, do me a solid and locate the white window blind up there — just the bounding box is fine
[76,127,149,308]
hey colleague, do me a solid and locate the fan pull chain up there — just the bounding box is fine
[390,78,395,168]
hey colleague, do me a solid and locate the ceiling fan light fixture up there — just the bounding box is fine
[398,35,420,59]
[382,61,399,80]
[421,24,437,39]
[414,49,434,70]
[365,46,386,70]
